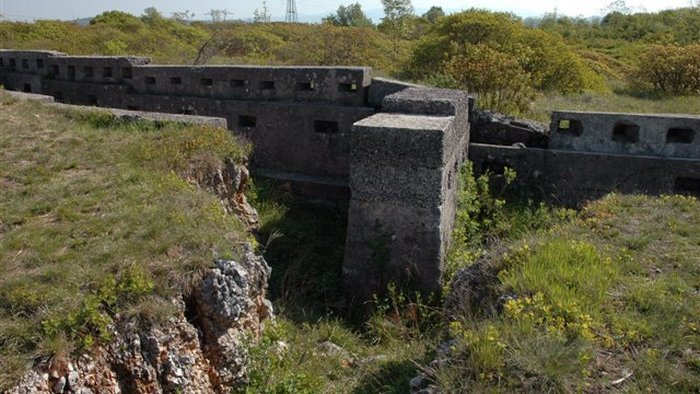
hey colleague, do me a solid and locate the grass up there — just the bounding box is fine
[0,91,250,389]
[530,92,700,122]
[434,193,700,392]
[242,179,443,393]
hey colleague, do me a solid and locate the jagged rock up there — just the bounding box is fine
[187,159,259,231]
[317,341,349,357]
[10,247,272,394]
[51,377,65,394]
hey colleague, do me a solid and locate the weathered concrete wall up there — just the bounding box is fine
[0,50,373,180]
[6,48,700,300]
[343,88,470,299]
[470,143,700,205]
[550,111,700,159]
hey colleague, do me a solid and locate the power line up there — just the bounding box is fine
[285,0,298,23]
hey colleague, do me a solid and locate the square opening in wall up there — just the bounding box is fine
[297,82,315,91]
[231,79,245,88]
[338,83,358,92]
[103,67,113,78]
[36,59,44,69]
[170,77,182,85]
[201,78,214,87]
[67,66,76,81]
[314,120,339,134]
[22,84,31,93]
[0,58,4,67]
[50,65,59,77]
[260,81,275,90]
[88,95,98,105]
[239,115,257,128]
[9,58,16,70]
[122,67,133,79]
[612,123,640,144]
[145,77,156,85]
[675,177,700,195]
[667,128,695,144]
[127,105,141,111]
[83,66,94,79]
[557,119,583,137]
[21,59,29,69]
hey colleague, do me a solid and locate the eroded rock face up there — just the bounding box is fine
[11,249,273,394]
[188,159,259,231]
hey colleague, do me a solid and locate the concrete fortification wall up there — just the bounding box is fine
[3,49,700,299]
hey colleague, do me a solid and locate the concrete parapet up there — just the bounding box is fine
[469,143,700,206]
[550,111,700,159]
[343,87,470,299]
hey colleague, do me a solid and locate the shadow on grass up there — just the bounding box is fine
[250,177,351,324]
[352,360,421,394]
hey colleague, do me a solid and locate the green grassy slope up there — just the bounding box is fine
[0,93,250,389]
[436,193,700,392]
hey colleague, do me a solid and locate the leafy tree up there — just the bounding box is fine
[90,11,143,31]
[636,44,700,94]
[407,10,605,113]
[322,3,374,27]
[422,6,445,24]
[379,0,415,38]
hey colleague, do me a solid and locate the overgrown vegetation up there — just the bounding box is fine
[0,92,250,389]
[433,193,700,392]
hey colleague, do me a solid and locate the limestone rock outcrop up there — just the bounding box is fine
[10,248,272,394]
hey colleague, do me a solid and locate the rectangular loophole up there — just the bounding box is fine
[127,105,140,111]
[53,91,64,102]
[83,66,94,79]
[667,128,695,144]
[103,67,113,78]
[170,77,182,85]
[260,81,275,90]
[67,66,76,81]
[22,84,31,93]
[297,82,314,91]
[9,58,16,69]
[239,115,257,128]
[612,123,640,144]
[201,78,214,87]
[675,177,700,195]
[145,77,156,85]
[338,83,358,92]
[122,67,133,79]
[36,59,44,69]
[231,79,245,88]
[557,119,583,137]
[50,65,59,77]
[314,120,339,134]
[21,59,29,69]
[88,95,98,105]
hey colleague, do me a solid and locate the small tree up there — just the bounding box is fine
[171,10,195,23]
[422,6,445,24]
[379,0,415,38]
[254,1,272,23]
[322,3,374,27]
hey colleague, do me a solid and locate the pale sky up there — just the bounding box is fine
[0,0,694,22]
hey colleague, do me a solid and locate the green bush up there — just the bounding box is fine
[408,10,606,114]
[636,44,700,95]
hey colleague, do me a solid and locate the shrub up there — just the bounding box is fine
[636,44,700,95]
[408,10,606,114]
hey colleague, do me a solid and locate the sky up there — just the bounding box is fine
[0,0,695,22]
